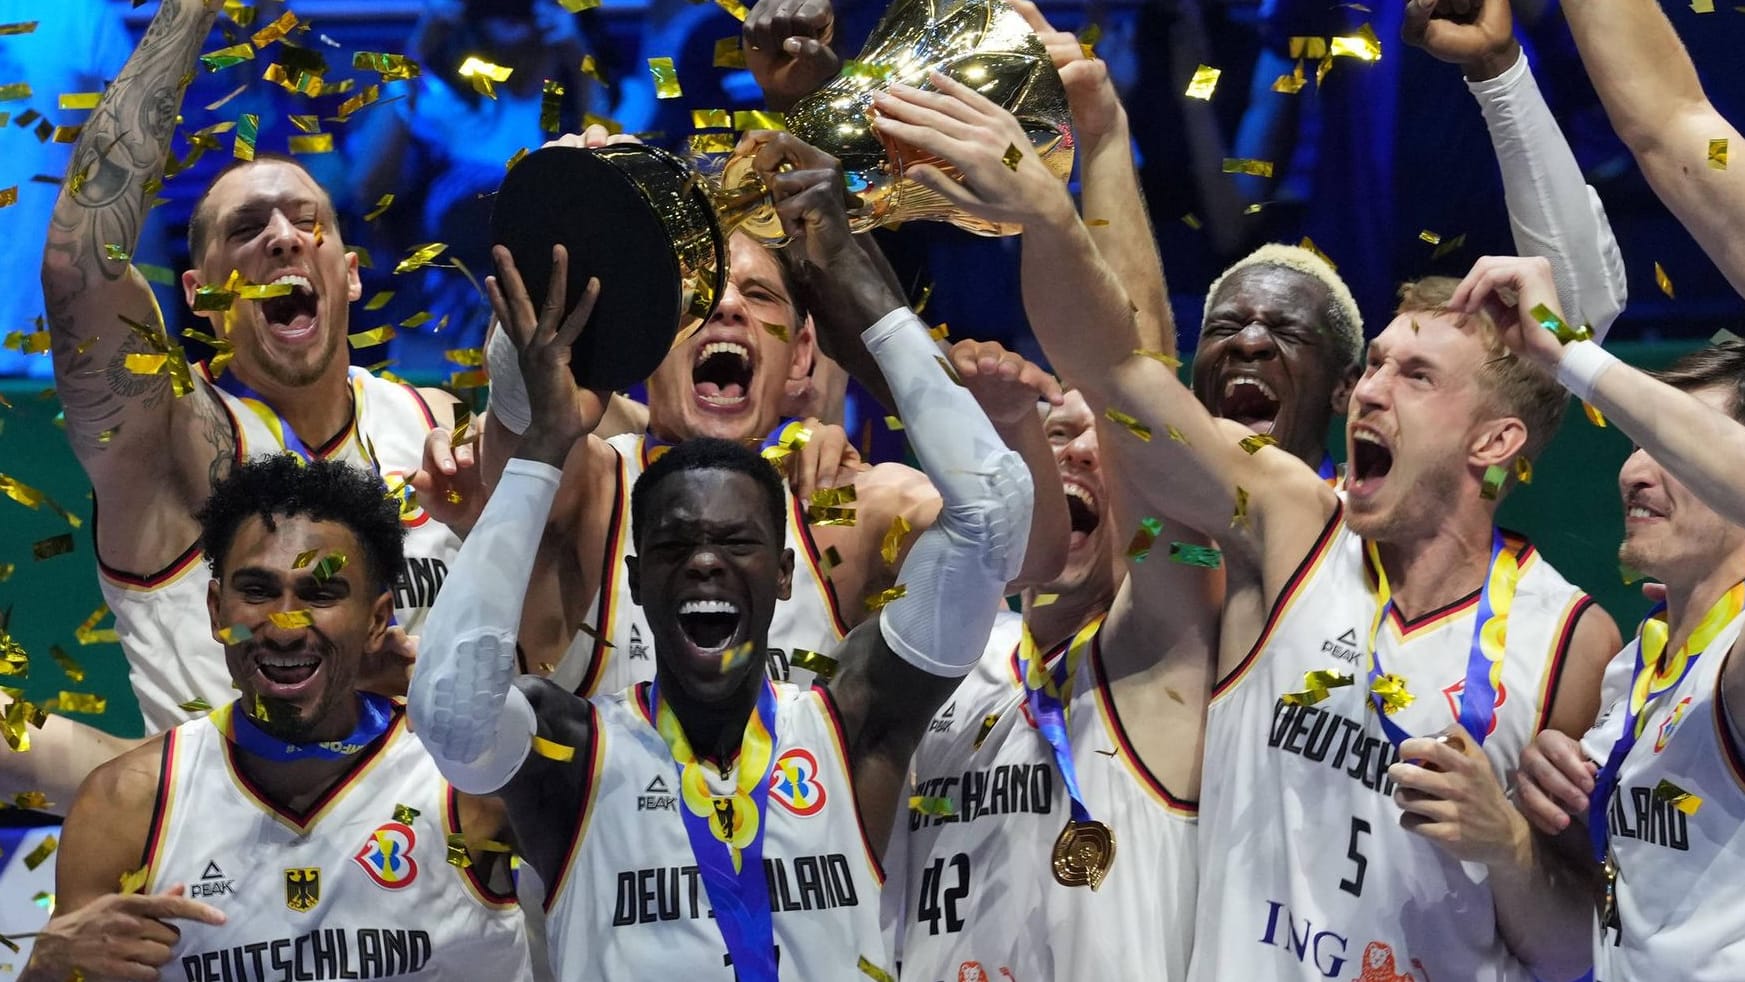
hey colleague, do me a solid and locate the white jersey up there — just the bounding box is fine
[552,432,849,696]
[545,681,892,980]
[890,612,1198,982]
[1192,511,1595,982]
[100,366,461,732]
[1585,608,1745,982]
[140,703,531,981]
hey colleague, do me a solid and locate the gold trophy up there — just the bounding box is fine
[490,0,1074,391]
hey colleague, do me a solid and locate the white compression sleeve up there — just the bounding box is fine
[485,324,532,436]
[406,457,556,793]
[861,308,1034,677]
[1470,51,1628,341]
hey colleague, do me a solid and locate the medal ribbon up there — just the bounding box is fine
[647,680,780,982]
[1587,582,1745,860]
[1317,455,1338,484]
[1363,528,1519,748]
[214,691,395,762]
[1022,616,1107,829]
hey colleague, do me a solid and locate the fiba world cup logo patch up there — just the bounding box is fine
[353,821,420,889]
[1654,696,1695,754]
[768,748,827,817]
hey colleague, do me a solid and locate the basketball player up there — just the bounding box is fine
[22,455,530,982]
[407,136,1032,978]
[871,71,1620,980]
[475,218,1066,697]
[1449,256,1745,978]
[14,0,464,805]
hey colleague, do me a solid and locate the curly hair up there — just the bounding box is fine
[631,437,786,549]
[196,454,406,589]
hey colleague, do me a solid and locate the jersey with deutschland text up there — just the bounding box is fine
[141,702,531,982]
[545,681,891,980]
[889,612,1197,982]
[1190,509,1593,982]
[551,432,850,696]
[101,365,459,732]
[1585,607,1745,981]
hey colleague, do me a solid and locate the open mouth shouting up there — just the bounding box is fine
[692,340,756,413]
[258,273,321,345]
[251,645,324,700]
[1217,374,1283,434]
[1064,478,1102,551]
[1346,427,1395,500]
[676,597,749,662]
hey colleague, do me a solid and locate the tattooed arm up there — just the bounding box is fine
[40,0,230,573]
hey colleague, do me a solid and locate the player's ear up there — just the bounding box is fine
[626,554,641,605]
[777,548,794,602]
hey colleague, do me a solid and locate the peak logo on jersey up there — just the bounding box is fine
[1654,696,1695,754]
[1440,679,1508,737]
[192,860,236,898]
[769,748,826,816]
[285,867,321,912]
[352,821,419,890]
[629,625,650,661]
[1322,627,1360,664]
[930,702,956,733]
[639,773,677,812]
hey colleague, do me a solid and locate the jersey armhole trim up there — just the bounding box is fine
[790,496,852,638]
[398,382,441,430]
[1088,634,1198,817]
[576,450,629,697]
[89,466,206,590]
[139,728,180,892]
[1212,502,1345,703]
[444,784,519,908]
[1713,645,1745,794]
[1534,593,1595,733]
[542,701,605,913]
[813,686,887,888]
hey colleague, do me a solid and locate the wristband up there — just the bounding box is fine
[1554,340,1618,403]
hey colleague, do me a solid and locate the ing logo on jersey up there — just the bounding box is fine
[1654,696,1695,754]
[768,748,827,816]
[353,821,420,890]
[1440,679,1508,737]
[284,867,321,912]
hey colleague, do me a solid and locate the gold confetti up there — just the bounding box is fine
[532,735,576,762]
[395,242,448,274]
[716,0,751,20]
[263,63,326,97]
[1001,144,1024,170]
[251,10,299,48]
[1369,672,1413,714]
[1031,593,1059,607]
[1656,262,1675,299]
[73,603,117,645]
[1290,37,1328,59]
[293,549,318,569]
[1584,401,1608,428]
[0,564,13,583]
[1281,668,1355,707]
[1133,348,1182,369]
[446,833,473,869]
[7,791,49,810]
[873,515,913,567]
[974,713,1000,749]
[539,79,564,133]
[1529,303,1593,344]
[1126,517,1162,562]
[1709,139,1729,170]
[934,355,964,386]
[458,56,514,98]
[362,290,396,312]
[287,113,321,133]
[1479,464,1508,501]
[0,83,29,102]
[1168,541,1222,568]
[58,92,102,111]
[1654,778,1703,814]
[1185,65,1221,100]
[233,112,259,161]
[908,795,956,816]
[201,42,255,72]
[353,52,420,82]
[559,0,602,9]
[927,322,950,342]
[22,835,56,870]
[363,194,394,222]
[1692,0,1716,10]
[1222,158,1274,178]
[178,698,213,713]
[1272,60,1307,94]
[393,803,421,824]
[1166,424,1189,445]
[1103,408,1152,441]
[312,553,347,582]
[883,415,905,431]
[449,369,489,389]
[0,186,15,208]
[733,110,785,131]
[50,124,82,143]
[579,54,606,82]
[336,84,382,121]
[50,646,84,683]
[719,641,757,674]
[0,933,15,953]
[1181,212,1203,229]
[858,956,897,982]
[1239,434,1278,454]
[1418,230,1443,245]
[505,147,528,171]
[216,624,253,644]
[865,584,907,612]
[789,648,837,681]
[1231,487,1251,529]
[1514,456,1533,485]
[288,132,333,155]
[818,546,844,576]
[118,866,148,895]
[1430,233,1467,260]
[648,57,682,99]
[1330,24,1382,61]
[267,609,315,629]
[56,691,106,715]
[0,22,37,35]
[32,534,73,561]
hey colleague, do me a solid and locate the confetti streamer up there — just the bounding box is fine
[789,649,838,681]
[1185,65,1220,100]
[50,646,84,683]
[908,796,956,816]
[8,791,49,810]
[865,584,907,612]
[648,57,682,99]
[312,553,347,582]
[1369,673,1413,714]
[532,735,576,762]
[352,52,420,82]
[395,242,448,274]
[733,110,785,131]
[1528,303,1593,345]
[1168,542,1222,568]
[288,133,333,154]
[1513,456,1533,485]
[1479,464,1508,501]
[1126,516,1162,561]
[858,956,897,982]
[459,56,514,98]
[58,92,102,110]
[719,641,757,674]
[1584,402,1608,428]
[267,609,315,629]
[0,186,15,208]
[393,803,421,824]
[293,549,318,569]
[1103,408,1152,442]
[251,10,299,48]
[540,79,564,133]
[233,113,259,161]
[201,42,255,72]
[178,698,213,713]
[1655,261,1675,299]
[1222,158,1274,178]
[1231,486,1251,529]
[1330,24,1382,61]
[33,534,73,561]
[446,833,473,869]
[22,835,56,870]
[1239,433,1278,454]
[1001,144,1024,170]
[1709,139,1729,170]
[56,692,106,715]
[363,193,394,222]
[1133,348,1182,369]
[0,22,37,35]
[1281,668,1355,707]
[1430,233,1467,261]
[335,84,381,121]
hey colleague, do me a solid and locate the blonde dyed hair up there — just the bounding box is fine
[1200,244,1364,369]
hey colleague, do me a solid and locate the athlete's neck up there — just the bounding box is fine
[660,668,763,768]
[234,698,368,812]
[1660,550,1745,655]
[232,362,354,452]
[1023,589,1110,653]
[1373,510,1496,622]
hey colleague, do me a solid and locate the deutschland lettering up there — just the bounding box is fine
[1609,784,1690,851]
[908,763,1054,831]
[1267,699,1399,798]
[611,854,859,926]
[181,928,431,982]
[392,558,447,612]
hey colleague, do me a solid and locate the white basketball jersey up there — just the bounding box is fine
[1584,609,1745,982]
[545,682,892,980]
[1192,511,1594,982]
[889,612,1198,982]
[553,433,849,696]
[140,704,532,981]
[101,366,462,732]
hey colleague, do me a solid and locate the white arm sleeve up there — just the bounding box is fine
[861,308,1034,678]
[406,457,556,793]
[1471,50,1628,342]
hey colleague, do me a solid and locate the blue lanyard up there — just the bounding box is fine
[220,691,396,762]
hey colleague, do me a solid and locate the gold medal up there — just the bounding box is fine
[1051,819,1116,890]
[1601,849,1620,932]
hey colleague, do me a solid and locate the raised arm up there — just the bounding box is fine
[1562,0,1745,296]
[1404,0,1626,338]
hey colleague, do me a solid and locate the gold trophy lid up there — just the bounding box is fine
[491,145,723,392]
